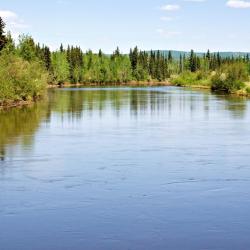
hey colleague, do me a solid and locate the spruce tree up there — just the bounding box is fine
[43,46,51,71]
[114,47,120,57]
[168,51,173,62]
[0,17,7,51]
[179,54,183,73]
[156,50,161,80]
[217,52,221,67]
[60,43,64,53]
[98,49,103,58]
[206,49,210,60]
[189,50,196,72]
[130,46,138,72]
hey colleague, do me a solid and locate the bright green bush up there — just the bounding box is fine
[172,71,210,87]
[246,87,250,94]
[51,51,70,84]
[211,63,247,93]
[0,52,48,104]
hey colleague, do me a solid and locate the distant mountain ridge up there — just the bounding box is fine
[150,50,250,59]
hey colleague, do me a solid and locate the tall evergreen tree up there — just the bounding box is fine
[179,54,183,73]
[129,46,138,73]
[189,50,196,72]
[98,49,103,58]
[60,43,64,53]
[206,49,210,60]
[43,46,51,71]
[0,17,7,51]
[168,51,173,62]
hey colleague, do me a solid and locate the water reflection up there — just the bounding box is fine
[56,87,249,120]
[0,87,249,160]
[1,87,250,250]
[215,94,248,119]
[49,88,171,118]
[0,102,48,161]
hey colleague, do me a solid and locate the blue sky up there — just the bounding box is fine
[0,0,250,53]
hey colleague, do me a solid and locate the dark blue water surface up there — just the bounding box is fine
[1,87,250,250]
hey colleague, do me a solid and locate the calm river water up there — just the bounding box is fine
[1,87,250,250]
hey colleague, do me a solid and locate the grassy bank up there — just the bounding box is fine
[171,62,250,96]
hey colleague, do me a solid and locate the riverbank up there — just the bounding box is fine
[1,80,250,109]
[48,80,173,88]
[171,70,250,97]
[1,81,172,109]
[0,96,45,110]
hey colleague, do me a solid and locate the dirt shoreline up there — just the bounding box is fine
[48,81,173,88]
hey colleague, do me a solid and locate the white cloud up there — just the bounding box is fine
[0,10,17,19]
[156,28,181,38]
[0,10,29,39]
[161,4,180,11]
[226,0,250,8]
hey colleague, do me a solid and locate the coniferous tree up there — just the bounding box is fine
[206,49,210,61]
[168,51,173,63]
[155,50,162,80]
[0,17,7,51]
[149,50,155,78]
[60,43,64,53]
[114,47,120,57]
[130,46,138,72]
[217,52,221,67]
[98,49,103,58]
[43,46,51,71]
[179,54,183,73]
[189,50,196,72]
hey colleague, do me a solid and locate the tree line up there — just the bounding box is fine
[1,16,250,104]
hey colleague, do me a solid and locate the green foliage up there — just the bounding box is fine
[1,15,250,106]
[51,51,70,84]
[0,52,48,103]
[172,71,210,87]
[17,35,37,62]
[211,63,247,93]
[246,87,250,94]
[4,32,15,53]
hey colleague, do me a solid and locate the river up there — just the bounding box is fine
[1,87,250,250]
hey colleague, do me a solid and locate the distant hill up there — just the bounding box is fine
[149,50,250,59]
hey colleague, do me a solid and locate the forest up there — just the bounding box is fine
[0,16,250,105]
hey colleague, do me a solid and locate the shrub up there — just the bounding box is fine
[172,71,210,87]
[211,62,247,93]
[246,87,250,94]
[0,52,48,104]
